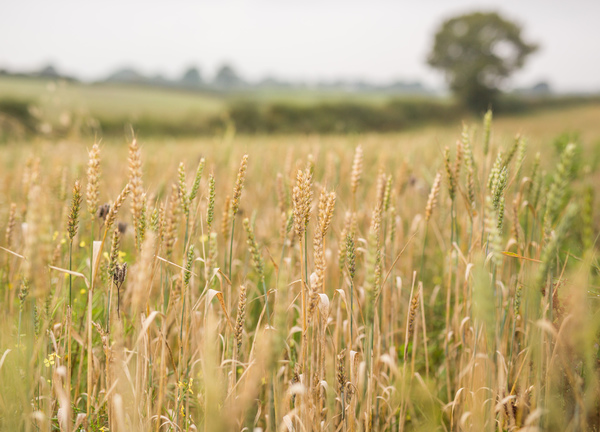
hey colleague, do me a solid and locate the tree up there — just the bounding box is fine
[427,12,538,112]
[180,66,202,86]
[213,64,244,89]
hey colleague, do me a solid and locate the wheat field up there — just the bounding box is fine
[0,108,599,431]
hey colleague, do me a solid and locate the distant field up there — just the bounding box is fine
[0,76,226,121]
[0,76,430,120]
[1,75,600,138]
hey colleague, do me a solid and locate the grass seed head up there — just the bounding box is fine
[188,157,205,202]
[351,145,363,198]
[86,143,101,218]
[67,180,82,241]
[425,172,442,222]
[231,154,248,217]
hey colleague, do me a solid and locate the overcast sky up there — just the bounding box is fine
[2,0,600,91]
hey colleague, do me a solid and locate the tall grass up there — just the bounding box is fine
[0,112,599,431]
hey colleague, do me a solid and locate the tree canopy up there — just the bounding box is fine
[428,12,538,112]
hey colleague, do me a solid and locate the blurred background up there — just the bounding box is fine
[1,0,599,139]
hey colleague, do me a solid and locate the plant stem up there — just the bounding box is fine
[228,218,235,283]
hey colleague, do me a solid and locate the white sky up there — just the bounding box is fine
[2,0,600,92]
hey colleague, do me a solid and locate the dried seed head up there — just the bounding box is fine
[407,287,421,341]
[346,232,356,281]
[292,168,313,240]
[108,229,120,278]
[338,211,355,275]
[503,134,521,168]
[317,189,336,238]
[207,174,216,233]
[243,218,265,282]
[376,171,387,211]
[188,157,205,202]
[310,231,325,319]
[443,146,456,201]
[487,152,503,192]
[512,199,521,247]
[383,175,393,212]
[177,162,190,217]
[351,145,363,198]
[231,154,248,217]
[336,349,347,394]
[183,245,194,288]
[86,143,101,218]
[221,195,232,242]
[150,204,159,233]
[105,184,130,233]
[67,181,82,241]
[164,184,180,259]
[235,285,247,352]
[543,143,577,239]
[425,172,442,222]
[463,128,476,213]
[128,139,144,248]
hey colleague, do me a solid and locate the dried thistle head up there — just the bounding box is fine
[117,222,128,235]
[67,180,82,241]
[113,262,128,288]
[86,143,101,218]
[97,203,110,222]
